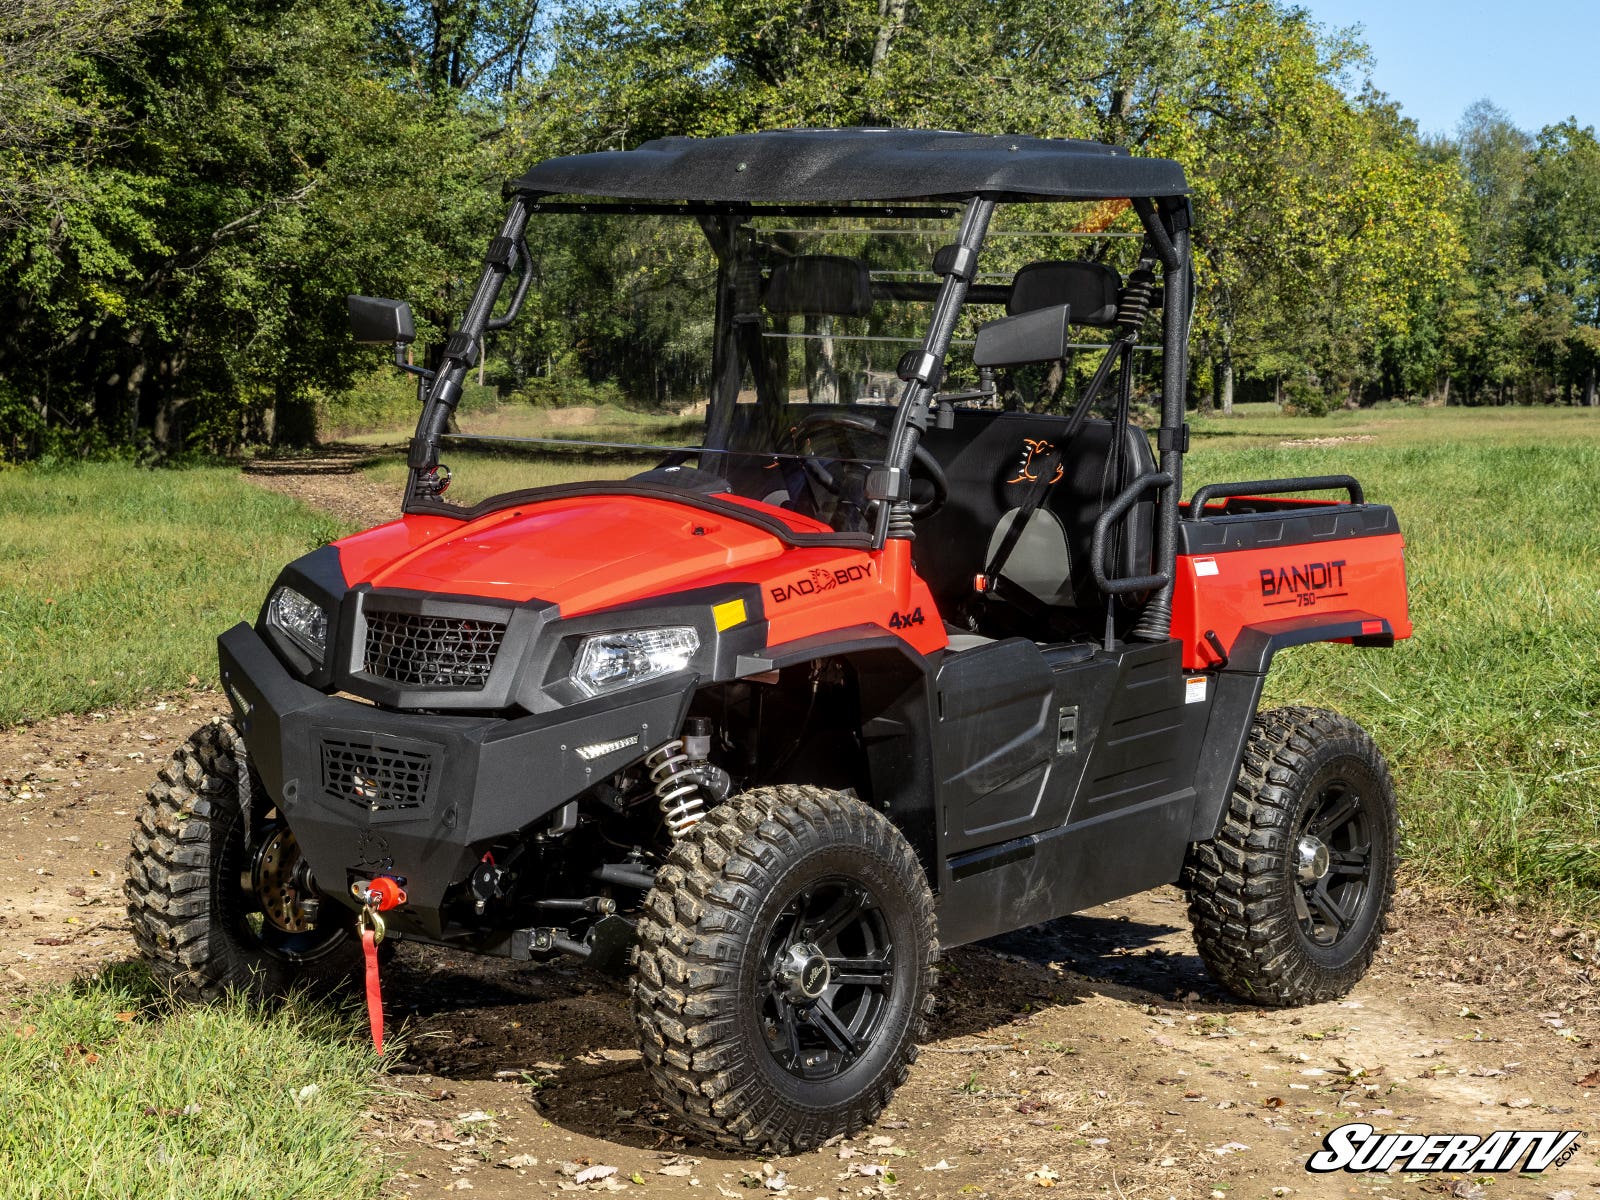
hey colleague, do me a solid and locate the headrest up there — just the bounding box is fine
[1007,261,1121,326]
[763,255,873,317]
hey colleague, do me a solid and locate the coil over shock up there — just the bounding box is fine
[645,717,732,839]
[1115,268,1157,336]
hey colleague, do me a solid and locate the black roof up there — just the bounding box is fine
[512,128,1188,204]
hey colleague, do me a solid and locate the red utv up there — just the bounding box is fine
[127,129,1411,1152]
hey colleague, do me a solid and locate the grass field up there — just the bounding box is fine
[0,969,383,1199]
[0,463,350,727]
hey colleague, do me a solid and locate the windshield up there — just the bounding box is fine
[422,203,1151,532]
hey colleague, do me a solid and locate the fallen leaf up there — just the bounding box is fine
[1577,1070,1600,1088]
[867,1135,895,1148]
[574,1165,617,1185]
[499,1154,539,1169]
[923,1160,956,1171]
[657,1164,694,1177]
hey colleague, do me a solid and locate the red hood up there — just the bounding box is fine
[333,494,814,615]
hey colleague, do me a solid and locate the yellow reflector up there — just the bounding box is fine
[712,598,747,631]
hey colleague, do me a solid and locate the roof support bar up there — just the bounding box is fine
[1129,198,1193,642]
[406,197,531,506]
[880,196,995,543]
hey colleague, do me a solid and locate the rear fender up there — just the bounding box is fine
[1188,613,1398,842]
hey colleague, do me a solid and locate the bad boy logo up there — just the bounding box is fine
[769,561,874,604]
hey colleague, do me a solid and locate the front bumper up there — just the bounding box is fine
[219,622,692,937]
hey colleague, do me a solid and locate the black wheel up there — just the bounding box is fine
[125,717,359,1000]
[633,785,937,1152]
[1183,706,1397,1006]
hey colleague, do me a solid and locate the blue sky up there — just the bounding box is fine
[1301,0,1594,138]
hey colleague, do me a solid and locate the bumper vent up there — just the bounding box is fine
[321,738,433,813]
[363,609,506,689]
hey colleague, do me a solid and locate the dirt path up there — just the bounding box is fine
[0,460,1595,1198]
[3,698,1596,1199]
[244,444,401,530]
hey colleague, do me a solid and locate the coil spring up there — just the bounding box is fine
[1115,269,1157,336]
[645,740,706,838]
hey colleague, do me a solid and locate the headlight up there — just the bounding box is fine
[266,586,329,662]
[571,627,699,697]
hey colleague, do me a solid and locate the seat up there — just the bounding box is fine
[914,412,1155,629]
[763,255,873,317]
[1008,260,1121,323]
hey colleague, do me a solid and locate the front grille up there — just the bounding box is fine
[364,609,506,689]
[321,738,433,812]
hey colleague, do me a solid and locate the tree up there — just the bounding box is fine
[0,0,166,226]
[0,0,497,456]
[1526,120,1600,406]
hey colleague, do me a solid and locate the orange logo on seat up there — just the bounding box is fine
[1007,438,1064,485]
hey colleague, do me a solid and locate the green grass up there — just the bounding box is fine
[1186,406,1600,911]
[0,462,351,727]
[0,968,385,1200]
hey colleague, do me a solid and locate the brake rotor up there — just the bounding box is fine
[246,822,318,933]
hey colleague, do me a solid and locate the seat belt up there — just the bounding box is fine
[975,338,1132,595]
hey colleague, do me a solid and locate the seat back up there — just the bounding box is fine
[1008,260,1122,324]
[763,255,874,317]
[913,411,1155,620]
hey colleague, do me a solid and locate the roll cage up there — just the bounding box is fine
[403,128,1194,641]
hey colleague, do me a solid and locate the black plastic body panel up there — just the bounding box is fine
[934,638,1212,947]
[1185,612,1397,842]
[934,639,1114,856]
[1177,500,1399,554]
[219,622,692,939]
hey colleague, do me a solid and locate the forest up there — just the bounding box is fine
[0,0,1596,458]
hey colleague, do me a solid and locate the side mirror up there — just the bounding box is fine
[347,295,416,345]
[972,303,1072,368]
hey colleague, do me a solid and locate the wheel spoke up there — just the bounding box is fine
[805,999,863,1059]
[807,887,866,948]
[777,1004,803,1066]
[827,956,890,987]
[1309,788,1360,838]
[1331,845,1370,877]
[1308,880,1354,934]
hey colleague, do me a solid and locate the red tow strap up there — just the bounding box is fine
[353,878,405,1057]
[360,923,384,1056]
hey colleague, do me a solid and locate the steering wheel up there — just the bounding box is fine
[789,410,949,519]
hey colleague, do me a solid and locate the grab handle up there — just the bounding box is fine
[1188,474,1364,512]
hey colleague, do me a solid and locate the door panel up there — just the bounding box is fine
[935,639,1062,855]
